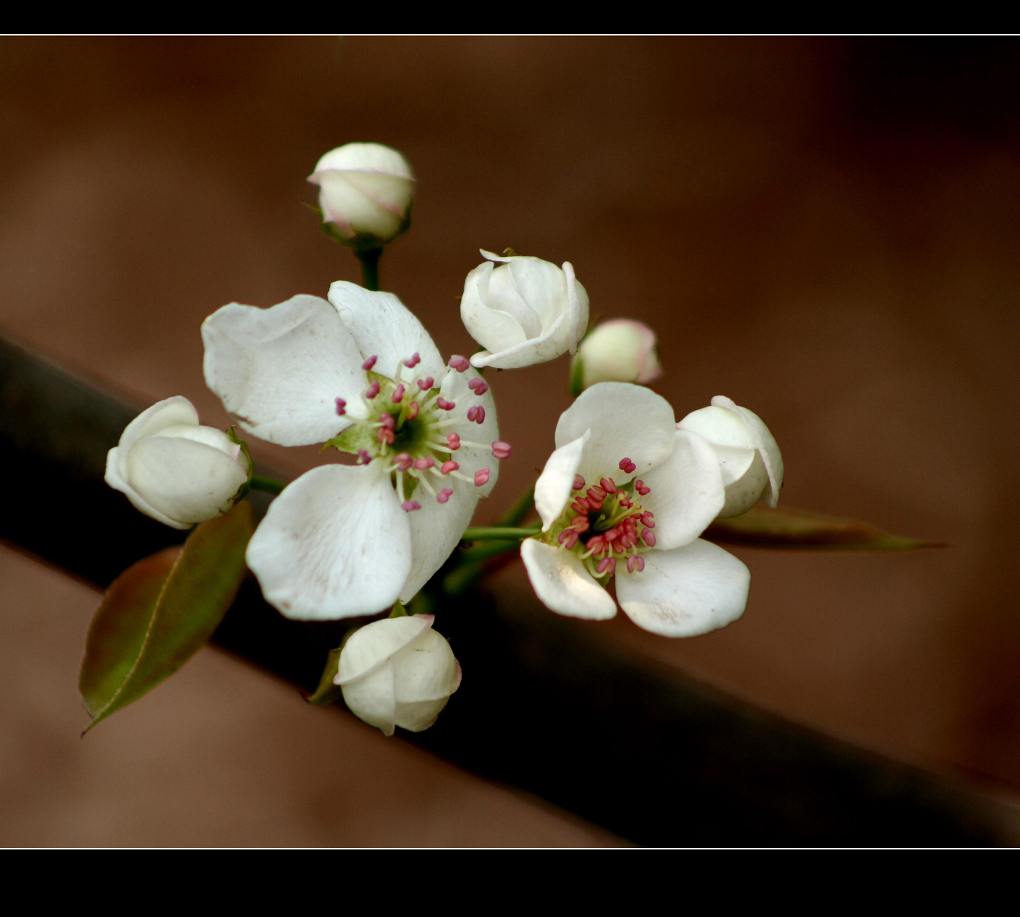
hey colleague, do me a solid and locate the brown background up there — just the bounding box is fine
[1,36,1018,846]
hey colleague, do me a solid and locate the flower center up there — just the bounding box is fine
[328,352,511,511]
[546,458,655,577]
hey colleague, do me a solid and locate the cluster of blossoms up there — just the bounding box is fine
[104,142,783,736]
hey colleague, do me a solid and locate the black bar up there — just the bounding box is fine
[1,336,1016,847]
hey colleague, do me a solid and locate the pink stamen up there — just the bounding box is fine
[364,381,380,399]
[378,428,395,445]
[403,352,421,368]
[446,433,461,450]
[571,516,590,533]
[587,485,607,503]
[391,384,405,404]
[619,457,637,474]
[334,397,346,416]
[448,354,470,372]
[491,440,512,459]
[437,488,454,504]
[641,512,655,528]
[604,528,620,542]
[558,529,579,549]
[467,405,486,424]
[600,477,617,494]
[436,397,456,411]
[361,355,378,371]
[642,530,657,547]
[417,376,434,391]
[414,457,435,471]
[356,450,372,465]
[571,498,590,514]
[635,479,651,496]
[406,401,420,420]
[596,557,616,576]
[572,475,586,491]
[394,453,413,471]
[586,535,606,556]
[441,460,460,475]
[627,555,645,574]
[468,377,489,395]
[402,500,422,512]
[379,413,395,429]
[474,468,490,487]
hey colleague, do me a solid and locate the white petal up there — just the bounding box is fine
[436,367,500,498]
[311,143,414,180]
[470,308,573,370]
[562,261,590,354]
[328,282,445,382]
[554,382,676,484]
[461,262,528,357]
[116,395,198,456]
[105,447,190,530]
[487,263,544,338]
[520,539,617,621]
[202,295,365,447]
[335,614,433,685]
[339,665,397,736]
[534,431,589,531]
[615,539,750,637]
[503,256,566,331]
[678,403,756,449]
[729,401,784,508]
[246,463,411,620]
[715,447,770,518]
[392,628,460,704]
[316,174,404,240]
[639,430,725,550]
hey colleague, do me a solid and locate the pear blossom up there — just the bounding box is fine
[520,382,752,638]
[461,250,589,370]
[571,318,662,392]
[308,143,415,249]
[334,614,461,736]
[678,395,783,519]
[105,396,250,530]
[202,284,505,620]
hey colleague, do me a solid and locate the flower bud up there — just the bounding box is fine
[570,319,662,393]
[461,249,589,369]
[678,395,783,519]
[334,615,461,736]
[308,142,415,250]
[105,396,250,530]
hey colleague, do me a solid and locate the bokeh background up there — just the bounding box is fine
[2,36,1018,846]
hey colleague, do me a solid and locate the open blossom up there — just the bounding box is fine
[202,284,506,620]
[461,250,589,369]
[521,382,751,638]
[307,143,415,248]
[105,396,249,530]
[678,395,783,519]
[334,614,461,736]
[571,318,662,392]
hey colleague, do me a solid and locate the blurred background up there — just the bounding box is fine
[1,36,1018,846]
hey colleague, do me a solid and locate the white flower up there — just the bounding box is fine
[105,396,249,530]
[571,318,662,392]
[334,614,461,736]
[202,284,506,620]
[677,395,783,519]
[520,382,751,638]
[461,249,589,369]
[307,143,415,248]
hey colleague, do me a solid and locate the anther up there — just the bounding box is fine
[417,376,434,391]
[571,516,590,533]
[401,500,422,513]
[587,485,607,503]
[491,440,512,459]
[596,557,616,576]
[364,381,380,399]
[619,457,637,474]
[403,352,421,368]
[642,530,657,547]
[446,433,461,450]
[437,488,454,504]
[406,401,420,420]
[641,512,655,528]
[356,450,372,465]
[626,555,645,573]
[441,460,460,475]
[414,457,435,471]
[394,453,413,471]
[586,535,606,556]
[572,475,586,491]
[467,405,486,424]
[474,468,490,487]
[599,477,617,494]
[558,529,579,549]
[379,413,396,430]
[468,377,489,395]
[361,355,378,371]
[391,384,405,404]
[334,397,346,416]
[378,428,395,445]
[436,398,456,411]
[635,479,651,496]
[571,498,590,514]
[448,355,470,372]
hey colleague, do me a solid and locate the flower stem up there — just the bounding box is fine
[461,526,540,542]
[357,247,382,291]
[250,474,287,495]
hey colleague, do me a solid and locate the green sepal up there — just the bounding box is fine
[324,424,376,455]
[569,354,585,397]
[306,645,344,706]
[225,425,255,504]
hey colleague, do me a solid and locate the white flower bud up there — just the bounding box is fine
[105,396,250,530]
[334,614,461,736]
[307,142,415,249]
[461,249,589,370]
[570,319,662,393]
[678,395,783,519]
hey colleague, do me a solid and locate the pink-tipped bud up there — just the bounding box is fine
[635,479,651,496]
[441,460,460,475]
[436,397,456,411]
[437,488,454,504]
[414,457,435,470]
[491,440,512,459]
[468,377,489,395]
[394,453,413,471]
[557,528,579,549]
[600,476,617,494]
[642,530,657,547]
[596,556,616,576]
[417,376,434,391]
[334,397,347,416]
[449,355,470,372]
[473,468,490,487]
[403,352,421,368]
[402,500,422,512]
[619,457,637,474]
[364,381,381,399]
[626,555,645,574]
[391,384,405,404]
[446,432,461,450]
[356,450,373,465]
[361,355,378,371]
[406,401,420,420]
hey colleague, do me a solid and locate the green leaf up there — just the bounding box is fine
[79,502,254,733]
[706,504,945,551]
